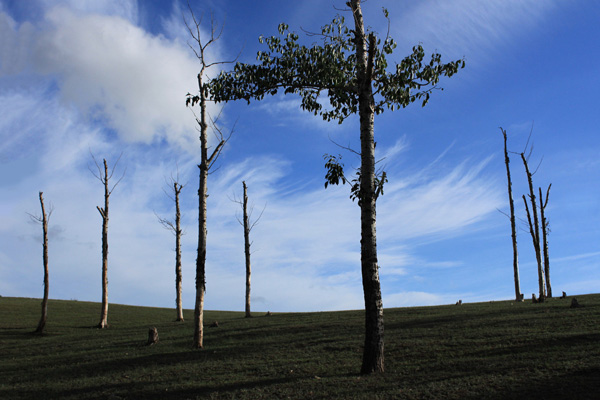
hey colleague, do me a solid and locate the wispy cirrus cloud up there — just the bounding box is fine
[386,0,559,66]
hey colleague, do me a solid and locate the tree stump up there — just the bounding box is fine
[561,291,567,299]
[265,311,272,317]
[147,327,158,346]
[538,293,545,303]
[532,293,538,304]
[570,298,580,308]
[210,321,219,328]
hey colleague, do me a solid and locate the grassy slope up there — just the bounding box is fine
[1,295,599,399]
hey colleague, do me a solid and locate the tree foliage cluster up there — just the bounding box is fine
[210,15,464,124]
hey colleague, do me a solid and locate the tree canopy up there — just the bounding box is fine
[209,13,465,124]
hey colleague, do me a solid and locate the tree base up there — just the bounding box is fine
[147,327,159,345]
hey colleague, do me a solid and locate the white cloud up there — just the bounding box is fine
[388,0,558,66]
[384,291,452,308]
[39,0,139,23]
[0,2,225,153]
[378,156,503,242]
[0,11,35,75]
[30,6,205,150]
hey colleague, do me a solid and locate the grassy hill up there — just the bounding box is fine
[1,295,599,399]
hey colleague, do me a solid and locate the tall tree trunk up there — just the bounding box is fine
[521,153,545,299]
[501,129,522,301]
[97,159,110,329]
[351,0,384,374]
[35,192,49,334]
[174,182,184,321]
[194,71,208,349]
[522,195,545,300]
[539,185,552,298]
[242,181,252,318]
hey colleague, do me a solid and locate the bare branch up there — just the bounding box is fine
[531,156,544,176]
[249,202,267,232]
[155,211,177,234]
[88,151,104,183]
[184,2,240,72]
[522,121,535,154]
[329,134,361,157]
[497,208,511,220]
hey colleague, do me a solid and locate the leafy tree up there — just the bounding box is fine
[209,0,464,374]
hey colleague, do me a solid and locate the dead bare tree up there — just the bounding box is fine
[28,192,53,334]
[500,128,522,302]
[521,151,545,301]
[539,184,552,298]
[90,154,125,329]
[184,8,234,348]
[231,181,265,318]
[156,172,186,321]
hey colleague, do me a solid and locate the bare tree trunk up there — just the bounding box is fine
[97,159,110,329]
[539,185,552,298]
[521,153,545,299]
[90,156,123,328]
[174,182,184,321]
[522,195,545,301]
[351,0,384,374]
[35,192,49,334]
[193,73,208,348]
[242,181,252,318]
[156,178,185,321]
[185,10,229,349]
[501,129,522,301]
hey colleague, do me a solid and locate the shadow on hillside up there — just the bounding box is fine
[7,370,308,400]
[500,367,600,400]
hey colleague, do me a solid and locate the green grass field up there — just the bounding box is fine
[1,295,599,399]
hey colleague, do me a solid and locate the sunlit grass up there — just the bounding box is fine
[1,294,599,399]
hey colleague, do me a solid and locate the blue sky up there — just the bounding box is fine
[0,0,598,312]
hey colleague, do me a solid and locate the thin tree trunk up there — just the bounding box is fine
[194,71,208,349]
[502,130,522,301]
[35,192,49,334]
[521,153,545,299]
[97,159,109,329]
[242,181,252,318]
[522,195,545,300]
[351,0,384,374]
[175,182,184,321]
[539,185,552,298]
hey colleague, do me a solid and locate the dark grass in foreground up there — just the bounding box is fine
[1,295,599,399]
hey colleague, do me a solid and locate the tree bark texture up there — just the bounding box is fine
[174,182,184,321]
[194,71,208,349]
[539,185,552,298]
[521,153,545,299]
[242,181,252,318]
[97,159,110,329]
[351,0,385,374]
[35,192,49,334]
[501,130,522,301]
